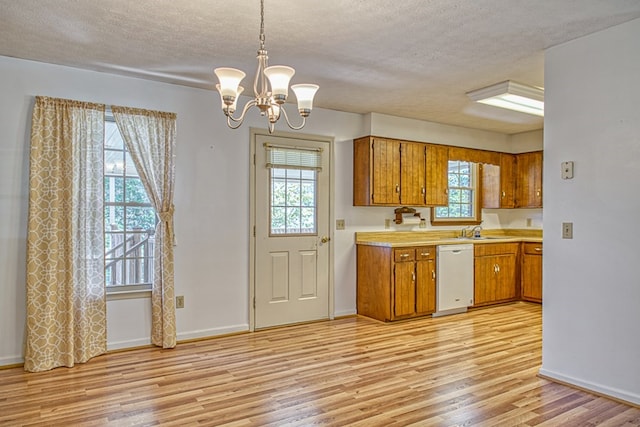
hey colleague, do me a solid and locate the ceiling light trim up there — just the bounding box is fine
[467,81,544,117]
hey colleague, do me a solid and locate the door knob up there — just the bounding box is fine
[320,236,331,244]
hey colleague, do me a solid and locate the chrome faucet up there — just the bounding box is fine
[460,226,470,238]
[471,225,483,238]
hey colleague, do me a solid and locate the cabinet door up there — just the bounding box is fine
[394,262,416,317]
[400,142,426,206]
[494,253,517,301]
[481,163,500,209]
[474,254,517,305]
[522,243,543,302]
[416,259,436,314]
[425,144,449,206]
[500,154,516,208]
[516,151,543,208]
[371,138,401,205]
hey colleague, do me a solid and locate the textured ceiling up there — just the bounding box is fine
[2,0,640,134]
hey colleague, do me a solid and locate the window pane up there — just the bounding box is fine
[286,207,301,233]
[287,181,301,205]
[461,204,472,217]
[124,152,138,177]
[105,232,124,260]
[126,207,156,231]
[125,178,150,204]
[435,207,448,217]
[301,182,315,206]
[105,122,124,149]
[272,168,286,179]
[104,149,124,175]
[459,162,471,174]
[105,206,124,231]
[272,179,286,206]
[461,189,472,203]
[271,207,286,234]
[459,174,471,187]
[301,170,315,180]
[105,177,124,202]
[448,174,460,187]
[449,189,461,203]
[301,208,316,233]
[286,169,301,179]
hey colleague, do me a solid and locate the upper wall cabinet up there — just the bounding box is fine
[482,153,516,208]
[353,136,448,207]
[482,151,542,209]
[515,151,543,208]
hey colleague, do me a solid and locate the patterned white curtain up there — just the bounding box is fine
[111,106,177,349]
[25,96,106,372]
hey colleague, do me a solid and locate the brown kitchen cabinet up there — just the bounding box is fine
[521,242,543,302]
[474,243,519,306]
[515,151,543,208]
[425,144,449,206]
[482,153,516,208]
[357,244,436,321]
[482,151,542,209]
[353,136,448,207]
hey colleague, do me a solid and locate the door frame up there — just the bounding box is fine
[249,127,335,331]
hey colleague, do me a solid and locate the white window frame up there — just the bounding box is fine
[431,160,482,225]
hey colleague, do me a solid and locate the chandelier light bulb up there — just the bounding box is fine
[292,84,319,116]
[264,65,295,103]
[214,68,246,101]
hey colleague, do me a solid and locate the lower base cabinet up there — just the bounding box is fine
[357,245,436,321]
[474,243,519,306]
[521,242,543,302]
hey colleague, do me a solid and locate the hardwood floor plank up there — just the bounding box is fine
[0,302,638,426]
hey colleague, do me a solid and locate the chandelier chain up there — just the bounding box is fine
[259,0,265,50]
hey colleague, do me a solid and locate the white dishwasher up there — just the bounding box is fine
[434,244,474,317]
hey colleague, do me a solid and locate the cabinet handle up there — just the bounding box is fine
[412,272,416,282]
[432,271,436,280]
[496,264,501,273]
[400,253,409,258]
[396,184,400,193]
[501,191,506,198]
[536,190,541,196]
[421,252,430,257]
[534,247,542,252]
[422,187,426,195]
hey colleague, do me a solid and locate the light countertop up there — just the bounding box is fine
[355,229,542,248]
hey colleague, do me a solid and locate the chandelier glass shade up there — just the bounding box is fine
[214,0,319,133]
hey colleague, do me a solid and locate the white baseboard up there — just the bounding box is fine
[334,309,357,317]
[0,355,24,367]
[107,338,152,351]
[538,368,640,406]
[176,324,249,342]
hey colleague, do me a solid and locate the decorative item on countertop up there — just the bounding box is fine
[394,207,422,225]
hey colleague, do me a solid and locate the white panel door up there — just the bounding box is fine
[254,134,330,329]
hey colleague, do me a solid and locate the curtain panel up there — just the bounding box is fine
[111,106,177,349]
[25,96,107,372]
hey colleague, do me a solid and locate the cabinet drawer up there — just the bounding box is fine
[523,242,543,255]
[474,242,519,257]
[394,248,415,262]
[415,246,435,260]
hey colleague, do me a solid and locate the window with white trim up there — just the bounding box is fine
[433,160,481,223]
[104,120,156,291]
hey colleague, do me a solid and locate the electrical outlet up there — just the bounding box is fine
[336,219,345,230]
[562,222,573,239]
[176,295,185,309]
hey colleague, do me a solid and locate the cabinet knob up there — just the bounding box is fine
[501,191,506,198]
[395,184,400,193]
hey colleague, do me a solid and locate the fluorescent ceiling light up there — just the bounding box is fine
[467,81,544,117]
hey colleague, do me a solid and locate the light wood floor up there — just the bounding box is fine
[1,302,639,426]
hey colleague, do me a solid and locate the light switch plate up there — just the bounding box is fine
[562,222,573,239]
[562,161,574,179]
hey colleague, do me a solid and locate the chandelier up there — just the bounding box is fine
[214,0,319,133]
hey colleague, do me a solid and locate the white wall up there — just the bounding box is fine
[0,55,541,365]
[541,18,640,405]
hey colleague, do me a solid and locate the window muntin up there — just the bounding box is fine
[270,168,317,236]
[104,120,156,290]
[434,160,480,223]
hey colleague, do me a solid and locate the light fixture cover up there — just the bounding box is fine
[467,81,544,117]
